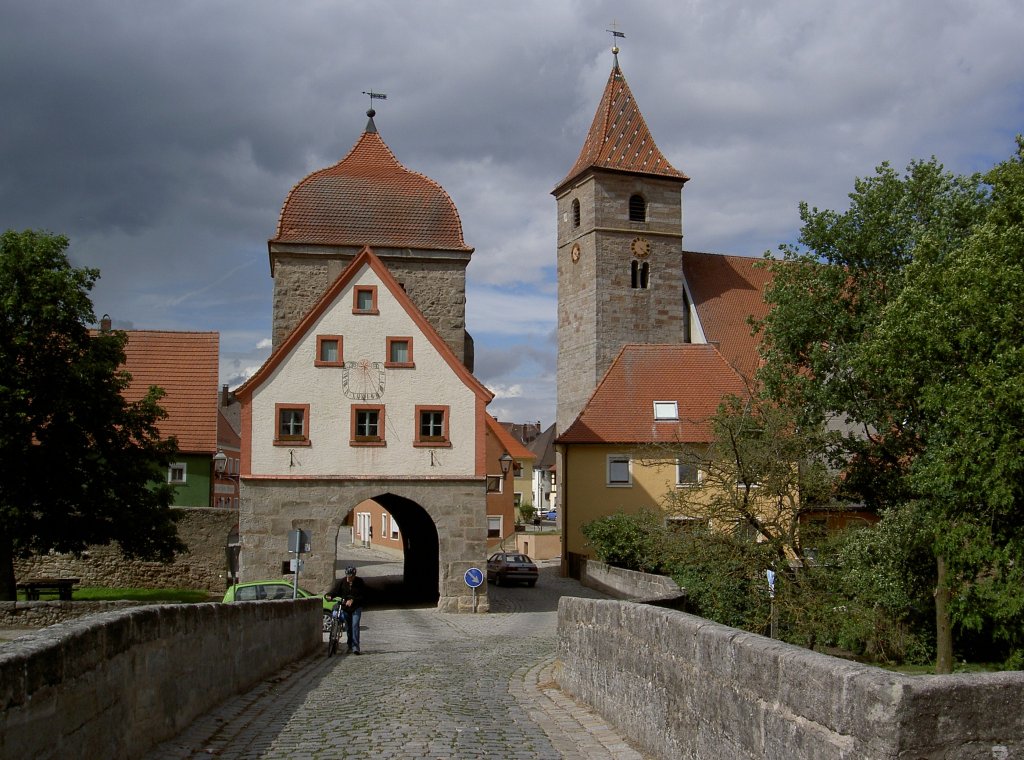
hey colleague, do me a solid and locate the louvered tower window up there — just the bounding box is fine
[629,194,646,222]
[571,198,581,228]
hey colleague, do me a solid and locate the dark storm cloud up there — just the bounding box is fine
[2,0,1022,427]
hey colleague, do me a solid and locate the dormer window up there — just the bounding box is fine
[629,194,646,222]
[571,198,581,228]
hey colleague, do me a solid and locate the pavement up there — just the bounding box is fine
[143,546,651,759]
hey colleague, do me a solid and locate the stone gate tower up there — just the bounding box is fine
[553,48,689,433]
[268,110,475,368]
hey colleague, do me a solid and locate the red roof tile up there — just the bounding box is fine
[558,344,747,445]
[555,61,688,193]
[272,123,471,252]
[487,417,537,460]
[683,252,774,383]
[118,331,220,453]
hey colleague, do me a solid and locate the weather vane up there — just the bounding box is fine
[362,90,387,115]
[606,21,625,46]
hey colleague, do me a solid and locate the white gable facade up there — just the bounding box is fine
[237,248,494,612]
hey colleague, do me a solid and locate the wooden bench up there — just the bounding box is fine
[17,578,80,601]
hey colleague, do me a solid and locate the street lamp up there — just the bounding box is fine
[213,450,228,475]
[498,452,514,477]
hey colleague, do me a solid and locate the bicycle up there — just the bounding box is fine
[326,600,346,657]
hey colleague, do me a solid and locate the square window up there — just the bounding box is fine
[353,286,378,314]
[487,516,502,539]
[607,455,631,486]
[168,463,186,484]
[351,405,385,446]
[654,401,679,420]
[315,335,343,366]
[414,405,450,446]
[676,459,700,486]
[485,475,503,493]
[275,404,309,445]
[386,337,414,367]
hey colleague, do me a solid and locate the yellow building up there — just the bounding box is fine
[556,344,748,576]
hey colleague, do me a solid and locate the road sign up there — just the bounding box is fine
[464,567,484,588]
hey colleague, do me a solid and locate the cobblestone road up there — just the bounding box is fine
[145,548,649,760]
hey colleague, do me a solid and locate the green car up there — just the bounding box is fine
[222,579,334,631]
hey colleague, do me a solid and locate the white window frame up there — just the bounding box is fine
[381,514,388,538]
[168,462,186,484]
[487,515,502,539]
[485,475,503,493]
[390,515,400,540]
[653,401,679,420]
[607,455,632,487]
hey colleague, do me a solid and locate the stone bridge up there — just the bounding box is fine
[3,556,1023,759]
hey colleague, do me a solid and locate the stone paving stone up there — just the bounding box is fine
[145,553,651,760]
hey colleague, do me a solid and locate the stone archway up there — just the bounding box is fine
[239,477,489,612]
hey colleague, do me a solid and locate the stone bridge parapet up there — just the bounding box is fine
[557,597,1024,759]
[0,599,321,760]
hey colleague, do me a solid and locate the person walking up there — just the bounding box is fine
[329,566,366,654]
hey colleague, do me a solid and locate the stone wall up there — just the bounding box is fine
[14,507,237,592]
[270,248,469,363]
[241,477,489,613]
[557,597,1024,760]
[0,598,321,760]
[1,600,154,628]
[580,559,685,603]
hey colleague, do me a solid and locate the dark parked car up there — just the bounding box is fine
[486,552,539,587]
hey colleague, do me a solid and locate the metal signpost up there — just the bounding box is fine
[464,567,484,612]
[288,529,311,599]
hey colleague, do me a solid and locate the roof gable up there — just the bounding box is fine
[683,251,774,382]
[235,246,492,404]
[555,60,688,194]
[486,416,537,460]
[118,331,219,453]
[557,344,747,445]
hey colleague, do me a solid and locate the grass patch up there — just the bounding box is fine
[18,587,210,603]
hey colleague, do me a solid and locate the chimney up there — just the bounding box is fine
[221,384,231,407]
[100,314,111,332]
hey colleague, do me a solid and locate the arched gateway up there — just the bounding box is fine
[234,110,511,612]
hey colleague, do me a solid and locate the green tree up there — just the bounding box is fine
[656,394,834,566]
[863,139,1024,668]
[756,142,1024,670]
[0,229,184,600]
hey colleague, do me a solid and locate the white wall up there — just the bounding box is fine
[249,263,479,478]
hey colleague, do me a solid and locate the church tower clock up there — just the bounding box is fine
[553,46,689,433]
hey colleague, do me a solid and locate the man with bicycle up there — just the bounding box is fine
[328,566,366,654]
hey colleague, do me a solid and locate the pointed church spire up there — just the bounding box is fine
[554,49,688,194]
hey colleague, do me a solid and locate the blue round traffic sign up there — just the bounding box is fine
[464,567,484,588]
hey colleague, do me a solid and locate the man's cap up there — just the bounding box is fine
[345,566,357,575]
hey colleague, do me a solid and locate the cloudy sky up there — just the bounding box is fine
[3,1,1022,428]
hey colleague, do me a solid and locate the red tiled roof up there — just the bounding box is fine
[558,344,747,445]
[683,251,774,383]
[487,417,537,460]
[119,331,219,453]
[272,122,471,252]
[554,61,688,193]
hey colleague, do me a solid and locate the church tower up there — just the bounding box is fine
[268,110,475,368]
[553,47,689,433]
